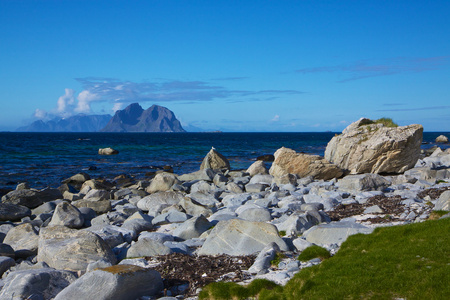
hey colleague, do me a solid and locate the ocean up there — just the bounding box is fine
[0,132,448,191]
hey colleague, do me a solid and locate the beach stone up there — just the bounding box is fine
[364,205,384,214]
[15,182,30,190]
[226,182,244,193]
[0,243,15,259]
[84,189,111,200]
[213,173,228,186]
[237,205,272,222]
[275,213,315,235]
[198,219,289,256]
[200,147,231,171]
[146,172,181,193]
[249,174,274,185]
[292,238,313,252]
[32,201,58,215]
[222,193,252,209]
[1,188,62,209]
[138,232,174,243]
[270,147,343,180]
[338,173,390,192]
[137,191,184,215]
[0,268,77,300]
[302,221,374,245]
[179,197,214,217]
[72,199,112,214]
[3,223,39,253]
[81,179,114,191]
[208,210,238,223]
[0,256,15,276]
[173,215,212,240]
[121,212,153,235]
[152,211,190,225]
[86,258,113,272]
[62,172,91,187]
[0,203,31,221]
[86,225,134,248]
[98,147,119,155]
[188,192,220,208]
[248,242,280,274]
[54,265,163,300]
[48,202,85,228]
[38,225,116,272]
[273,173,298,185]
[245,183,268,193]
[178,168,217,182]
[126,238,172,258]
[434,190,450,211]
[325,118,423,174]
[404,167,438,181]
[435,135,448,143]
[246,161,269,176]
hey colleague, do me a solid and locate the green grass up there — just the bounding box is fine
[297,245,331,262]
[359,117,398,128]
[270,252,286,267]
[199,218,450,300]
[198,279,282,300]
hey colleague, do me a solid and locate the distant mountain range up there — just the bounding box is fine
[16,114,112,132]
[101,103,185,132]
[16,103,186,133]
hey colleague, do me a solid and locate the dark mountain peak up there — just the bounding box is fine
[101,103,185,132]
[114,103,144,126]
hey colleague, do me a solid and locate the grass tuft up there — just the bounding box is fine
[297,245,331,262]
[198,279,281,300]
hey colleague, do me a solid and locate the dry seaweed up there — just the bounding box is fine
[148,253,255,296]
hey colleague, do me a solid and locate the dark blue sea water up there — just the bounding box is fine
[0,132,448,191]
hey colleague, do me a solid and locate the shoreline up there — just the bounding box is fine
[0,124,449,299]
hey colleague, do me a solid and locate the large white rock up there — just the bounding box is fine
[37,226,116,272]
[54,265,163,300]
[3,223,39,253]
[325,118,423,174]
[198,219,289,256]
[146,172,180,193]
[302,221,374,245]
[269,147,343,180]
[0,268,77,300]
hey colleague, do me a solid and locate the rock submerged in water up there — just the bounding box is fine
[435,134,449,143]
[325,117,423,174]
[98,147,119,155]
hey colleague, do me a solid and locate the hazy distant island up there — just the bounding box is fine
[16,103,186,133]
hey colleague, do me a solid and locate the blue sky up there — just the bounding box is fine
[1,0,449,132]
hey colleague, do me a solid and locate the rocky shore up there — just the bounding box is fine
[0,119,449,300]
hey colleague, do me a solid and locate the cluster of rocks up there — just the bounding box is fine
[0,119,449,299]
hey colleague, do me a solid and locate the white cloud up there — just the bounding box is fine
[271,114,280,122]
[34,109,47,119]
[56,88,75,116]
[75,90,100,113]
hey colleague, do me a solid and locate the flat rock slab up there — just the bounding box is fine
[54,265,163,300]
[302,221,374,245]
[198,219,289,256]
[38,225,116,272]
[0,268,77,300]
